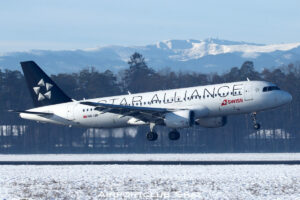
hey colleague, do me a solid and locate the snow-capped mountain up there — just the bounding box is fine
[1,38,300,74]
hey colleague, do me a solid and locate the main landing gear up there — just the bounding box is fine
[146,123,158,141]
[251,112,261,130]
[168,129,180,140]
[146,123,181,141]
[146,131,158,141]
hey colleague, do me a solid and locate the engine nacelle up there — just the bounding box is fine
[196,116,227,128]
[164,110,194,129]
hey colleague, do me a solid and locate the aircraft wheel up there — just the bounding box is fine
[254,123,261,130]
[168,130,180,140]
[147,131,158,141]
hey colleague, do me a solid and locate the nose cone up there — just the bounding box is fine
[282,91,292,105]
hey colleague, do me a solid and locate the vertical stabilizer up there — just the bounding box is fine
[20,61,72,107]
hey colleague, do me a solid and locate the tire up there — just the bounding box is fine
[254,123,261,130]
[147,131,158,141]
[168,130,180,140]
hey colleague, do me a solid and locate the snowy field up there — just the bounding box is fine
[1,153,300,161]
[1,164,300,200]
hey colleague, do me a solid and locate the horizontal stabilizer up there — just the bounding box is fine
[8,110,53,116]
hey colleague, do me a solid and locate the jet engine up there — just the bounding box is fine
[195,116,227,128]
[164,110,194,129]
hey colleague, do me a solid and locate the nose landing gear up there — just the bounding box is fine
[251,112,261,130]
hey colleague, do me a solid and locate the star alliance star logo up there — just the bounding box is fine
[33,79,53,101]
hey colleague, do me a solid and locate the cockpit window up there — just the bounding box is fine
[263,86,280,92]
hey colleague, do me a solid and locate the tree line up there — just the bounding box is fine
[0,52,299,153]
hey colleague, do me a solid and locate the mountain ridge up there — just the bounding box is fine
[0,38,300,74]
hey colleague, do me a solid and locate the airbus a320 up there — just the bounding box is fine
[13,61,292,141]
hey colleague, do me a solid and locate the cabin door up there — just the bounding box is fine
[67,104,75,121]
[244,84,253,101]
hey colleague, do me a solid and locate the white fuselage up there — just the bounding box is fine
[20,81,292,128]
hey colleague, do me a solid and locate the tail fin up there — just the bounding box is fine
[20,61,72,107]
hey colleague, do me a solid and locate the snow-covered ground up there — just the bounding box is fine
[0,153,300,161]
[0,165,300,200]
[1,154,300,199]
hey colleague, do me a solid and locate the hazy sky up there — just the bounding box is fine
[1,0,300,52]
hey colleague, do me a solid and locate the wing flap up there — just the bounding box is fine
[80,101,170,123]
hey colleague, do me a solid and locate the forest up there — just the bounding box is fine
[0,53,299,153]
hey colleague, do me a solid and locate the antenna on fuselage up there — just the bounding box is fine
[247,77,250,82]
[128,91,131,95]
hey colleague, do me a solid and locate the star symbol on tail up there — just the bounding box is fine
[33,79,53,101]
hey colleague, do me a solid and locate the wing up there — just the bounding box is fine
[80,101,175,124]
[9,110,54,116]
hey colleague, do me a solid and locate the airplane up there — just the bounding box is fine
[12,61,292,141]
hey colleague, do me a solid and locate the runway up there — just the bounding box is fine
[1,153,300,165]
[1,160,300,165]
